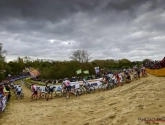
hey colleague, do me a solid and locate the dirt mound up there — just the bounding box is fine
[1,74,165,125]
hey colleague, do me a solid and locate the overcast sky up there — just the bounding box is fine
[0,0,165,62]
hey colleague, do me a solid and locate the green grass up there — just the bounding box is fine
[24,79,62,86]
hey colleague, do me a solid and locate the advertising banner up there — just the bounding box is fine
[94,67,100,74]
[34,80,102,92]
[146,68,165,77]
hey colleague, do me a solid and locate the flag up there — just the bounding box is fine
[76,69,82,74]
[84,70,89,74]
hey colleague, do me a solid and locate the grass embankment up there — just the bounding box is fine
[23,77,62,89]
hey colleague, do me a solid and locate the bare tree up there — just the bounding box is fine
[70,50,92,63]
[81,50,92,63]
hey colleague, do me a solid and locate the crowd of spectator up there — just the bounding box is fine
[0,80,12,113]
[145,57,165,69]
[0,73,29,113]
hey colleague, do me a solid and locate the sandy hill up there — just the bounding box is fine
[0,74,165,125]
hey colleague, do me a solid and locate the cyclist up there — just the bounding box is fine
[16,86,22,99]
[37,87,42,99]
[136,68,141,79]
[111,74,117,85]
[45,84,50,101]
[82,78,93,91]
[116,73,122,86]
[62,78,71,99]
[15,84,19,92]
[102,75,110,87]
[49,86,56,99]
[30,83,37,102]
[10,81,14,90]
[143,67,147,76]
[141,66,147,77]
[125,72,131,83]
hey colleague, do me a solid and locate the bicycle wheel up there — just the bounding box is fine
[61,88,66,97]
[135,74,139,80]
[55,90,62,97]
[121,79,126,86]
[80,87,86,95]
[20,93,24,99]
[98,84,106,91]
[108,83,114,89]
[41,93,45,98]
[65,91,70,99]
[75,88,82,96]
[88,86,95,93]
[98,84,102,91]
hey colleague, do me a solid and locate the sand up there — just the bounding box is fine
[1,74,165,125]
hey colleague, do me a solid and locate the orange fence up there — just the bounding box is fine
[146,68,165,77]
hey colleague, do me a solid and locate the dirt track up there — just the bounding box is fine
[1,74,165,125]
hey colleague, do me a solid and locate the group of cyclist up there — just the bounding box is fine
[30,78,85,101]
[101,66,147,88]
[12,83,23,99]
[30,83,51,101]
[29,67,147,101]
[30,82,62,101]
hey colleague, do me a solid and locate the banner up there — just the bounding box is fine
[35,82,80,92]
[84,70,89,74]
[146,68,165,77]
[76,69,82,74]
[94,67,100,74]
[33,80,102,93]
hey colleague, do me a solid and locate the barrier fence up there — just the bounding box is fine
[0,96,7,113]
[146,68,165,77]
[25,80,102,92]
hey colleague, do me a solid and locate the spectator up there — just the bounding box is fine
[0,84,5,99]
[144,57,165,69]
[3,84,10,102]
[4,83,11,102]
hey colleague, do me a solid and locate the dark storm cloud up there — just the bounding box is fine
[0,0,97,21]
[1,0,164,21]
[0,0,165,61]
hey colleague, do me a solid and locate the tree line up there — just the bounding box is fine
[0,43,151,81]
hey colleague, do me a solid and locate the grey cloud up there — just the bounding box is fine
[0,0,98,22]
[0,0,165,62]
[1,0,163,22]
